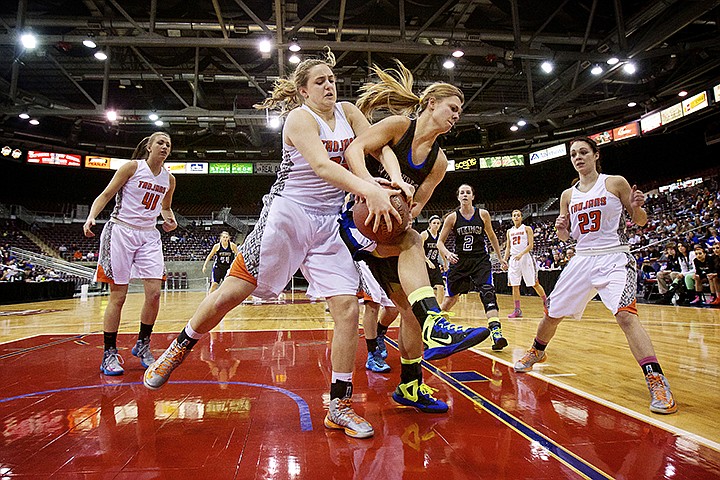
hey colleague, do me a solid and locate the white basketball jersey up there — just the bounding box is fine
[508,224,530,256]
[569,173,628,251]
[270,103,355,214]
[111,160,170,228]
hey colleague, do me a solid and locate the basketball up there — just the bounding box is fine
[353,189,411,244]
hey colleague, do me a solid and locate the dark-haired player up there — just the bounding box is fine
[513,136,677,415]
[437,184,509,351]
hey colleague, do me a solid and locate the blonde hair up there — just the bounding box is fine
[254,47,336,116]
[356,60,464,119]
[132,132,171,160]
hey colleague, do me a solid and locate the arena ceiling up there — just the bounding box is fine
[1,0,720,160]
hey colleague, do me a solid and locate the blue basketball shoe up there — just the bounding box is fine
[422,312,490,361]
[365,350,391,373]
[392,379,448,413]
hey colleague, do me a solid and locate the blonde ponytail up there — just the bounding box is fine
[356,61,421,119]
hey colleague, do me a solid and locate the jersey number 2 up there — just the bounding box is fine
[141,192,160,210]
[463,235,474,251]
[577,210,601,234]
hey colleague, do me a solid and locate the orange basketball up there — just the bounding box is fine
[353,190,411,244]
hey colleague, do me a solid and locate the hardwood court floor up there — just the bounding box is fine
[0,292,718,479]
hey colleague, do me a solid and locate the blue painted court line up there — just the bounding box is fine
[384,337,613,480]
[0,380,313,432]
[447,371,488,382]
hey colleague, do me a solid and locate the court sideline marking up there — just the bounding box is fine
[385,337,615,480]
[473,348,720,453]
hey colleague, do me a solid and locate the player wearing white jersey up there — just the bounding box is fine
[83,132,178,377]
[143,50,401,439]
[502,210,547,318]
[514,136,677,415]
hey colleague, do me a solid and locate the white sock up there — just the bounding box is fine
[331,371,352,383]
[184,322,204,340]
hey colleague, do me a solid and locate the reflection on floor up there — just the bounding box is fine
[1,330,718,479]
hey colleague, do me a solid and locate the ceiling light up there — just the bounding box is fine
[607,57,619,65]
[20,33,37,49]
[289,54,300,64]
[258,39,272,53]
[268,117,281,129]
[678,90,688,97]
[19,112,30,120]
[288,41,301,52]
[623,63,636,74]
[590,65,603,75]
[452,49,464,58]
[510,125,519,132]
[83,38,96,49]
[628,102,637,107]
[29,119,40,126]
[517,119,527,127]
[154,120,164,127]
[94,51,107,61]
[541,61,553,73]
[442,59,455,69]
[149,113,159,121]
[106,110,117,122]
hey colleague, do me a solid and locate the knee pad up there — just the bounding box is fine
[479,284,498,312]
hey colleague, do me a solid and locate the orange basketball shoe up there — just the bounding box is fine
[645,372,678,414]
[513,347,547,372]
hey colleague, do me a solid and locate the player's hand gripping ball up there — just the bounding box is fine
[353,189,411,244]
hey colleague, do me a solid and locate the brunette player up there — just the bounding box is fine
[437,184,509,351]
[503,210,547,318]
[83,132,177,376]
[513,136,677,415]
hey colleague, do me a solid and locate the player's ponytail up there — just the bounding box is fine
[131,132,171,160]
[356,60,421,119]
[131,136,151,160]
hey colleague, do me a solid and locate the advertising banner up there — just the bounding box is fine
[28,151,81,167]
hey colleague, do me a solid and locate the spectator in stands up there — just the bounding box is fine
[690,245,717,305]
[86,250,95,262]
[1,260,20,282]
[565,247,576,263]
[539,253,554,270]
[704,226,720,249]
[73,249,82,261]
[655,242,683,305]
[83,131,177,377]
[668,241,696,304]
[709,244,720,305]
